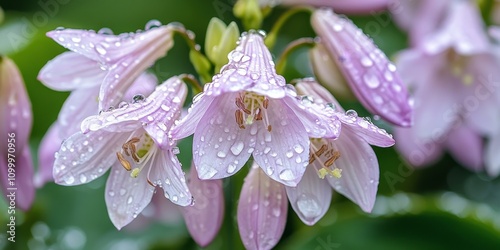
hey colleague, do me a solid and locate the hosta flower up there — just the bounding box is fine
[47,21,175,110]
[172,31,337,187]
[260,0,389,14]
[393,0,500,173]
[36,52,156,186]
[290,79,394,224]
[53,76,192,229]
[0,56,34,210]
[311,8,413,127]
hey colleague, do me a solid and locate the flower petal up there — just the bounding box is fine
[0,148,35,211]
[105,164,155,230]
[446,126,483,172]
[53,131,126,185]
[393,127,444,167]
[325,130,379,212]
[253,100,310,187]
[58,86,100,139]
[181,165,224,247]
[286,166,331,225]
[35,123,61,187]
[280,0,388,14]
[148,150,192,206]
[312,9,413,127]
[82,77,187,148]
[237,165,288,250]
[337,113,395,147]
[192,94,252,180]
[38,52,104,91]
[171,92,215,140]
[204,32,286,98]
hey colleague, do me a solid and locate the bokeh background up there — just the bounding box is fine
[1,0,500,249]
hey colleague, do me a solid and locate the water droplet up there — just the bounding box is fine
[132,94,145,103]
[361,57,373,67]
[108,191,115,197]
[79,174,87,183]
[279,169,294,181]
[145,19,162,30]
[363,72,380,88]
[266,166,274,175]
[204,167,218,178]
[119,188,127,196]
[95,43,107,55]
[98,27,114,35]
[286,151,293,158]
[272,207,281,217]
[296,193,321,219]
[264,132,272,142]
[127,196,133,204]
[217,151,226,158]
[230,142,244,156]
[227,164,237,174]
[293,144,304,154]
[346,109,358,118]
[64,175,75,185]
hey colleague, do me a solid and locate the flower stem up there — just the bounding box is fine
[180,74,203,94]
[265,7,314,49]
[275,37,316,75]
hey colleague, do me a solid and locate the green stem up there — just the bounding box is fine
[265,7,314,49]
[275,37,316,75]
[179,74,203,94]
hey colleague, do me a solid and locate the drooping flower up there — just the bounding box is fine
[393,0,500,173]
[53,76,192,229]
[36,51,156,186]
[311,8,413,127]
[237,163,288,250]
[289,79,394,223]
[172,31,339,187]
[260,0,389,14]
[46,21,175,110]
[0,56,34,211]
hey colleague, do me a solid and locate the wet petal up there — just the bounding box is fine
[253,100,310,187]
[82,77,187,148]
[122,72,157,101]
[192,94,252,180]
[171,92,215,140]
[38,52,104,91]
[105,164,155,230]
[181,166,224,247]
[446,126,483,172]
[35,123,61,187]
[337,113,395,147]
[312,9,413,127]
[0,148,35,211]
[325,130,379,212]
[58,86,100,139]
[149,150,192,206]
[393,127,444,167]
[237,165,288,250]
[53,131,126,185]
[204,31,286,98]
[286,166,331,225]
[279,0,388,14]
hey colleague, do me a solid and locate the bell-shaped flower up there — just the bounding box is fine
[36,52,156,186]
[394,0,500,173]
[46,21,175,110]
[53,76,192,229]
[237,163,288,250]
[172,31,338,187]
[180,164,224,247]
[287,79,394,224]
[260,0,389,14]
[0,56,34,211]
[311,8,413,127]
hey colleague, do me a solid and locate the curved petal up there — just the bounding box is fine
[325,130,379,212]
[170,92,215,140]
[53,131,126,185]
[37,52,104,91]
[35,123,62,187]
[192,94,253,180]
[393,127,444,167]
[286,166,331,225]
[446,126,483,172]
[312,9,413,127]
[204,32,286,98]
[279,0,389,14]
[148,150,192,206]
[237,166,288,250]
[58,86,100,139]
[337,112,395,147]
[181,166,224,247]
[105,164,155,230]
[253,100,310,187]
[0,148,35,211]
[122,72,157,102]
[485,132,500,177]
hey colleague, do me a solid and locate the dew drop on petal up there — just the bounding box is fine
[278,169,294,181]
[363,72,380,88]
[293,144,304,154]
[227,164,237,174]
[296,193,321,219]
[145,19,162,30]
[217,151,227,158]
[230,142,244,156]
[346,109,358,118]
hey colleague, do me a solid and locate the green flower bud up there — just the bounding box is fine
[205,18,240,72]
[234,0,263,30]
[189,49,212,83]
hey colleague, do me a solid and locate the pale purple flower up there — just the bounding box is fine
[237,163,288,250]
[47,22,175,110]
[393,0,500,173]
[172,31,338,187]
[53,76,192,229]
[311,8,413,127]
[289,79,394,224]
[181,164,224,247]
[260,0,389,14]
[36,52,156,186]
[0,56,34,211]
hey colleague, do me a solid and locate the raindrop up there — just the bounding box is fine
[127,196,133,204]
[264,132,272,142]
[79,174,87,183]
[217,151,227,158]
[65,175,75,185]
[296,193,321,218]
[272,207,281,217]
[279,169,294,181]
[230,142,244,156]
[95,43,107,55]
[346,109,358,117]
[293,144,304,154]
[363,72,380,88]
[266,166,274,175]
[361,56,373,67]
[132,94,145,103]
[108,191,115,197]
[227,164,237,174]
[145,19,162,30]
[98,27,114,35]
[286,151,293,158]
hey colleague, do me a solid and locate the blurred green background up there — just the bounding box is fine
[0,0,500,249]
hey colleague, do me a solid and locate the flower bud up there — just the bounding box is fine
[205,18,240,71]
[234,0,263,29]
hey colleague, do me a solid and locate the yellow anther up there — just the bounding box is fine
[317,167,342,179]
[332,168,342,178]
[318,168,328,179]
[116,152,132,171]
